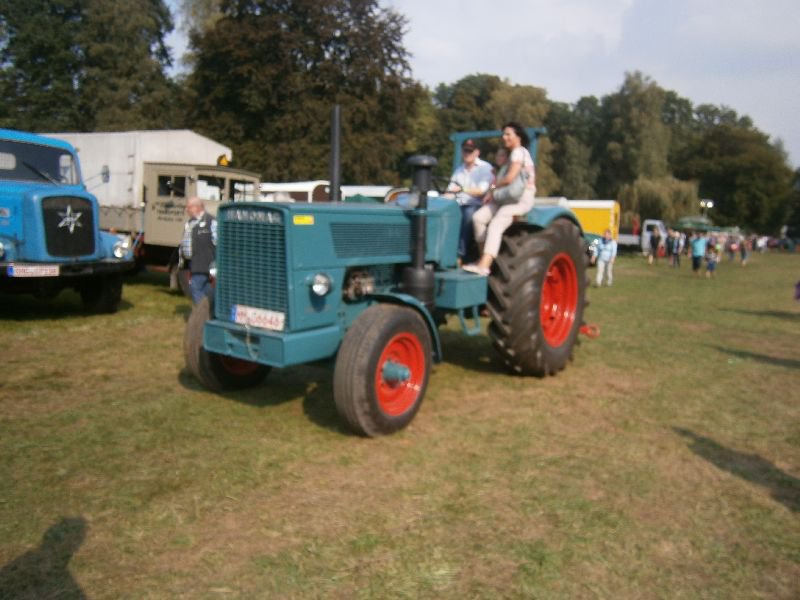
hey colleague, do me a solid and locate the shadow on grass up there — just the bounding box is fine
[674,428,800,513]
[438,328,504,374]
[0,293,134,320]
[122,268,175,285]
[710,345,800,370]
[0,516,89,600]
[173,303,191,320]
[178,363,349,435]
[720,308,800,321]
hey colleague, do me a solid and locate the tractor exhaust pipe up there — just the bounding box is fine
[403,155,438,311]
[329,105,342,202]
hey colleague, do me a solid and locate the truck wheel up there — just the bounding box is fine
[334,304,432,437]
[488,219,588,376]
[80,275,123,314]
[184,296,270,391]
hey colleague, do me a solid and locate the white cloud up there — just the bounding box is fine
[383,0,800,165]
[678,0,800,46]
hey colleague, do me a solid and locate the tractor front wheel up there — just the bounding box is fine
[334,304,432,437]
[488,218,588,376]
[184,296,271,391]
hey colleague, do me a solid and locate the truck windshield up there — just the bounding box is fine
[197,175,225,201]
[0,140,79,185]
[229,178,259,201]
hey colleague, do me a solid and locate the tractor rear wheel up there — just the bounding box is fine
[487,218,588,376]
[184,296,271,391]
[334,304,432,437]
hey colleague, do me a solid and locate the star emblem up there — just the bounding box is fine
[58,205,83,234]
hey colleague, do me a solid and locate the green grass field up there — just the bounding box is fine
[1,251,798,599]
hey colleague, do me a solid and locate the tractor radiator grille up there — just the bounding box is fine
[42,196,95,257]
[330,222,412,258]
[215,206,288,324]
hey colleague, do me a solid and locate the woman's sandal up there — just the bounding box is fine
[462,264,490,276]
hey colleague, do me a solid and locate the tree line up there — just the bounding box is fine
[1,0,797,234]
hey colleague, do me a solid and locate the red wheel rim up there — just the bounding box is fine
[219,356,262,376]
[540,252,579,347]
[374,332,425,417]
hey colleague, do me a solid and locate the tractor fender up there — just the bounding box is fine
[367,292,443,363]
[526,205,583,233]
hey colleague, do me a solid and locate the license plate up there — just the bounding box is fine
[7,264,60,277]
[231,304,285,331]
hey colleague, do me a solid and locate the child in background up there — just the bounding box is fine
[492,147,509,191]
[705,244,719,278]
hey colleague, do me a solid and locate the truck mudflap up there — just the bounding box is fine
[1,259,135,279]
[203,320,344,369]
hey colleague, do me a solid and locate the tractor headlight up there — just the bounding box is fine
[310,273,332,296]
[112,235,132,259]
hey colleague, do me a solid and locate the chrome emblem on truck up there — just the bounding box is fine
[57,204,82,234]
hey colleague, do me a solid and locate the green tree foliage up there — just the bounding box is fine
[596,71,670,197]
[546,100,599,198]
[662,90,696,167]
[433,73,503,133]
[0,0,179,132]
[185,0,424,184]
[79,0,180,130]
[557,135,598,199]
[179,0,222,35]
[0,0,85,130]
[618,177,698,224]
[416,73,504,177]
[675,124,793,232]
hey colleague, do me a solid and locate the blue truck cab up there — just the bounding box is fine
[0,129,134,312]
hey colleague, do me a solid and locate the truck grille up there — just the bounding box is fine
[216,206,288,324]
[42,196,95,257]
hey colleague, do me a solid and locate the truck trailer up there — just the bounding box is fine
[43,130,260,272]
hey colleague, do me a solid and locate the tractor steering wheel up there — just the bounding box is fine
[433,178,462,196]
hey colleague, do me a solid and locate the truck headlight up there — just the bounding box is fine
[113,235,132,259]
[310,273,332,296]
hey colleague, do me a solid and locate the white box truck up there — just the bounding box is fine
[44,130,260,275]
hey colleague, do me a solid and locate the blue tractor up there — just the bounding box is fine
[184,131,588,436]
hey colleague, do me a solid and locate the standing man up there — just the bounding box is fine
[180,196,217,304]
[689,231,708,277]
[447,139,494,263]
[592,229,618,287]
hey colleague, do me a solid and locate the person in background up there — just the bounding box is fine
[706,242,719,278]
[648,226,662,265]
[446,138,494,264]
[690,231,708,277]
[494,147,509,181]
[665,228,675,264]
[671,230,684,268]
[726,235,737,262]
[464,122,536,276]
[592,228,618,287]
[180,196,217,304]
[740,234,751,266]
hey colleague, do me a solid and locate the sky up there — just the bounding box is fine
[167,0,800,167]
